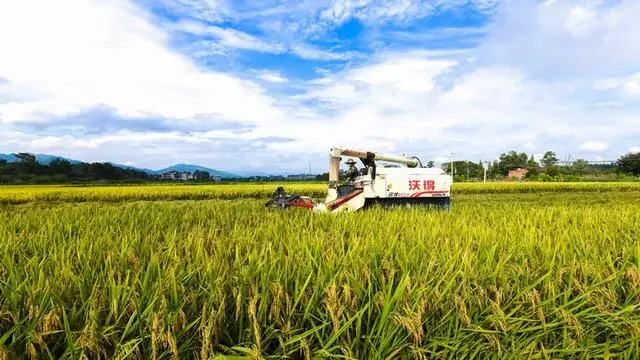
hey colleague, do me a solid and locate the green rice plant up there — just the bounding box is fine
[1,187,639,358]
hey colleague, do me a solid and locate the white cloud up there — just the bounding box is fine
[630,146,640,154]
[320,0,435,25]
[289,44,352,61]
[0,0,284,125]
[184,40,229,58]
[481,0,640,78]
[472,0,502,11]
[281,54,545,158]
[623,74,640,96]
[154,0,231,22]
[593,77,625,91]
[580,141,609,152]
[173,20,358,61]
[257,71,288,83]
[565,5,597,37]
[174,20,286,54]
[593,73,640,97]
[29,136,66,150]
[1,0,639,172]
[318,0,500,27]
[302,53,455,107]
[3,129,305,170]
[157,0,502,31]
[274,46,637,164]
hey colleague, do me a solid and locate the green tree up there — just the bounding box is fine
[490,160,499,179]
[14,153,36,163]
[426,160,435,168]
[541,151,559,167]
[526,154,538,167]
[49,159,73,176]
[524,168,538,180]
[194,170,210,181]
[496,151,528,176]
[13,152,39,175]
[617,152,640,176]
[441,161,484,180]
[546,165,562,177]
[571,159,590,175]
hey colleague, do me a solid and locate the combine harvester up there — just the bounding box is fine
[266,147,453,212]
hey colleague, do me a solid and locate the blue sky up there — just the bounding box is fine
[0,0,639,173]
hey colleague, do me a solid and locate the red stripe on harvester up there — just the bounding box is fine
[410,191,449,197]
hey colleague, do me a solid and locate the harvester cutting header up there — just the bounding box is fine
[266,147,453,212]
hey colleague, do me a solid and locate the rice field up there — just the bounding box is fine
[1,183,640,359]
[2,182,640,205]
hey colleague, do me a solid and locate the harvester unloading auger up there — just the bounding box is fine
[265,147,453,212]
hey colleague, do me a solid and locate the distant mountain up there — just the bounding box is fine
[155,164,236,178]
[233,170,308,177]
[0,153,14,162]
[0,153,238,178]
[0,153,82,164]
[108,163,158,175]
[36,154,83,165]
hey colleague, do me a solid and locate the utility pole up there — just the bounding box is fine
[482,161,488,182]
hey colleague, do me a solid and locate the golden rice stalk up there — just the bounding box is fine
[249,294,262,353]
[324,284,343,333]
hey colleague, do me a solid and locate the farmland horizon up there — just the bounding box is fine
[1,148,638,177]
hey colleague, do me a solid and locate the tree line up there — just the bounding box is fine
[0,153,151,184]
[440,151,640,182]
[2,150,639,184]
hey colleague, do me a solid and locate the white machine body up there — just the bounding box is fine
[360,167,452,199]
[321,148,453,213]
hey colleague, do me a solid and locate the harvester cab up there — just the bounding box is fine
[266,148,453,212]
